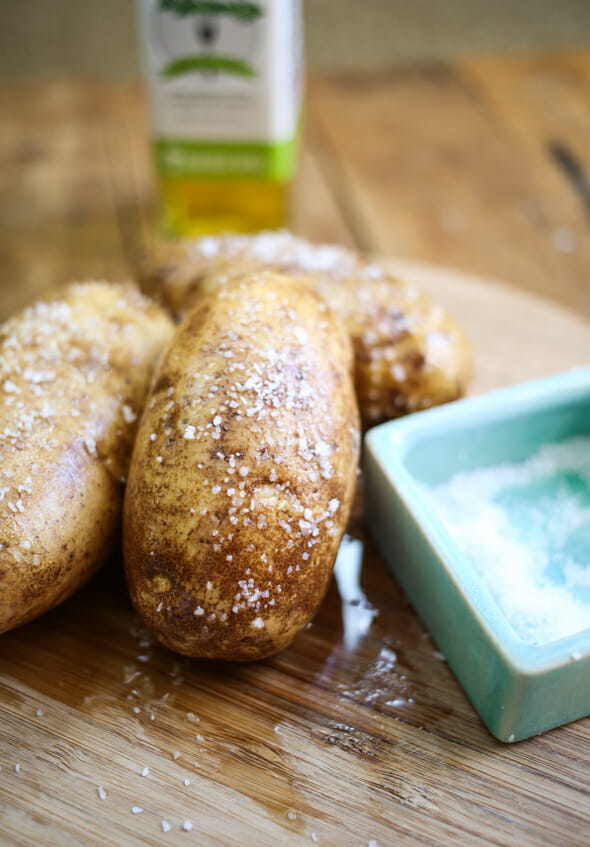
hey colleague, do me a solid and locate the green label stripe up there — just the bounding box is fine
[158,1,263,23]
[155,137,298,180]
[160,54,257,80]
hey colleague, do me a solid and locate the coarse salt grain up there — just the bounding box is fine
[141,766,149,777]
[424,434,590,646]
[84,436,97,456]
[183,821,193,831]
[122,404,136,423]
[161,821,172,833]
[131,806,143,814]
[97,786,107,800]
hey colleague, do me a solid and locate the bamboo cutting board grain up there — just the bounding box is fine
[1,264,590,847]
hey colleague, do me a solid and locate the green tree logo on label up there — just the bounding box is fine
[156,0,264,78]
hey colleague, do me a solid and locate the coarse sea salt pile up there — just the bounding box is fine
[423,434,590,646]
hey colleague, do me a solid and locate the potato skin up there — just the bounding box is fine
[139,231,472,427]
[311,272,472,426]
[123,272,360,661]
[0,282,174,634]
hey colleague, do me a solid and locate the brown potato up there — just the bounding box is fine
[312,271,472,426]
[123,272,360,661]
[137,231,368,320]
[0,282,174,634]
[138,231,472,427]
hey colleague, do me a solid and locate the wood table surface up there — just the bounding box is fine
[1,50,590,846]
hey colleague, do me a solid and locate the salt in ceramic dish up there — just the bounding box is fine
[363,366,590,742]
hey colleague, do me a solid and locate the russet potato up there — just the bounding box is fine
[0,282,174,633]
[123,272,360,661]
[138,230,472,427]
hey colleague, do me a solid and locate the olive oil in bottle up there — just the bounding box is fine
[136,0,303,236]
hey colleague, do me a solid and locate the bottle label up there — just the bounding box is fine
[137,0,302,181]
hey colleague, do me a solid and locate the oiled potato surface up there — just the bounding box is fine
[139,231,472,427]
[124,273,360,661]
[0,282,174,633]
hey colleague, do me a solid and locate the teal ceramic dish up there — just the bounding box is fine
[363,366,590,742]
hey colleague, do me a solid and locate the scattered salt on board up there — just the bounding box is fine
[423,434,590,646]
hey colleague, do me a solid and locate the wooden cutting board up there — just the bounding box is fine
[1,265,590,847]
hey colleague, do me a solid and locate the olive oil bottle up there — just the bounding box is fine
[136,0,303,236]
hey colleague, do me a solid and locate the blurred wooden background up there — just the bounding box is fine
[1,2,589,317]
[2,51,590,321]
[0,0,589,78]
